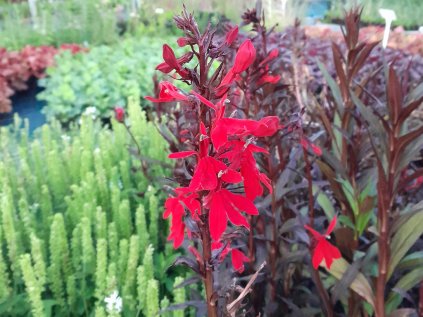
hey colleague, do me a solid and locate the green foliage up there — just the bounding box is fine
[0,101,186,316]
[326,0,423,29]
[38,37,178,122]
[0,0,118,50]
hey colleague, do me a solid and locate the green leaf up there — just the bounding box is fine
[356,211,372,236]
[386,268,423,313]
[326,258,375,308]
[317,60,344,114]
[312,185,335,219]
[338,215,355,230]
[337,178,359,216]
[388,207,423,279]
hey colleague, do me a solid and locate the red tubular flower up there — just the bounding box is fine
[225,26,239,45]
[207,189,258,241]
[258,74,281,85]
[300,137,322,156]
[189,156,241,191]
[232,39,256,74]
[145,81,188,103]
[156,45,192,77]
[163,197,185,248]
[163,188,200,248]
[305,217,342,269]
[220,141,272,200]
[211,116,280,150]
[114,107,125,122]
[259,48,279,67]
[231,249,250,273]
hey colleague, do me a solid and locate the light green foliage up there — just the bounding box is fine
[0,0,118,50]
[19,254,45,317]
[146,279,160,317]
[0,106,178,316]
[38,37,180,122]
[137,265,147,312]
[173,277,186,317]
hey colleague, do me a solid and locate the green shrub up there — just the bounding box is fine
[0,99,187,316]
[0,0,118,50]
[37,37,179,122]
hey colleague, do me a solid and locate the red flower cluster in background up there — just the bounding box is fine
[0,44,86,113]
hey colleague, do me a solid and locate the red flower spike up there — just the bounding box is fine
[232,39,256,74]
[225,26,239,45]
[114,107,125,123]
[231,249,250,273]
[208,189,258,241]
[145,81,188,103]
[305,217,342,269]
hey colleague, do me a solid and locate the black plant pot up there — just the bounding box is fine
[0,77,46,133]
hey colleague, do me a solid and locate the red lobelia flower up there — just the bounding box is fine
[304,217,341,269]
[219,141,272,200]
[163,188,200,248]
[225,26,239,45]
[207,189,258,241]
[145,81,188,103]
[189,156,242,191]
[156,45,192,78]
[232,39,256,74]
[231,249,250,273]
[300,137,322,156]
[211,115,280,150]
[216,39,256,93]
[212,242,250,273]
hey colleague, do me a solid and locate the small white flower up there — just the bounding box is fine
[155,7,164,14]
[61,134,71,142]
[104,290,122,313]
[84,107,98,119]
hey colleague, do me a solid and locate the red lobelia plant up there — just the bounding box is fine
[145,7,281,316]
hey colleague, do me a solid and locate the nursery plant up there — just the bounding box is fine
[0,44,85,113]
[0,0,118,50]
[145,4,423,317]
[0,98,187,316]
[38,37,182,123]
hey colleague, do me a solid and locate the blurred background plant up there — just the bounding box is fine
[325,0,423,30]
[0,99,193,316]
[37,37,186,122]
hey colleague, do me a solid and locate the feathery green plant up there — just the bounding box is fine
[0,100,187,316]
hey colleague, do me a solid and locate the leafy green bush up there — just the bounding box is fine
[0,99,187,316]
[0,0,118,50]
[38,38,178,122]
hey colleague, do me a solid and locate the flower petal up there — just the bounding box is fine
[168,151,197,159]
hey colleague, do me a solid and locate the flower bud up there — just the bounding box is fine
[114,107,125,123]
